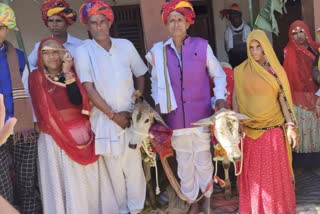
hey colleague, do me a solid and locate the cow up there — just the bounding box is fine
[128,90,251,204]
[193,108,251,199]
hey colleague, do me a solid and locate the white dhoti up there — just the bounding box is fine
[102,144,146,214]
[172,128,214,201]
[38,133,119,214]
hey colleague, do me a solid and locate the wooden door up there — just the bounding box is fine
[188,0,215,53]
[110,5,146,60]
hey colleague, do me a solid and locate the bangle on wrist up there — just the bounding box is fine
[65,77,76,85]
[285,122,295,128]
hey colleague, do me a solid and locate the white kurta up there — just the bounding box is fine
[75,38,147,156]
[74,38,147,214]
[38,133,119,214]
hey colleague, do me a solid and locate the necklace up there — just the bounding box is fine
[45,71,65,82]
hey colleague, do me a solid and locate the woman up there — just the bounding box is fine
[283,20,320,154]
[233,30,298,214]
[29,37,119,214]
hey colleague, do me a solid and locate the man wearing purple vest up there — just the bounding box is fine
[146,1,227,213]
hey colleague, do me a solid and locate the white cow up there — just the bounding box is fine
[193,108,251,199]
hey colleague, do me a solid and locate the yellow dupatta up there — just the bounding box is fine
[234,30,297,176]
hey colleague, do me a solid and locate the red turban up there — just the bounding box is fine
[79,0,114,24]
[161,0,195,25]
[41,0,77,26]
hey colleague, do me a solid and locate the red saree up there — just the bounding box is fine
[29,37,98,165]
[283,20,320,110]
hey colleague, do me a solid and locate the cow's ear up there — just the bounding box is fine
[153,111,167,126]
[192,115,215,127]
[234,113,252,123]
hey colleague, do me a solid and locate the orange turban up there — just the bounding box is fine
[161,0,195,25]
[220,3,242,19]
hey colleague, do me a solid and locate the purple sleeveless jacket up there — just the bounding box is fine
[163,37,213,129]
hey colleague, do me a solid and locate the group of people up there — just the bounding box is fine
[0,0,318,213]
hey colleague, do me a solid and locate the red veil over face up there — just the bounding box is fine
[29,37,98,165]
[283,20,320,110]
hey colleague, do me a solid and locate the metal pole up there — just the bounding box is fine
[248,0,254,29]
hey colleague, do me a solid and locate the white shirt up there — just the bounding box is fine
[150,38,226,104]
[75,38,147,111]
[74,38,148,156]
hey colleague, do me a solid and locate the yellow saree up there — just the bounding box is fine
[234,29,297,176]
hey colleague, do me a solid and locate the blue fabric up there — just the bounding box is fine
[0,43,26,121]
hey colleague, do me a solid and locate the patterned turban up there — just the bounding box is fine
[0,3,16,29]
[161,0,195,25]
[79,0,114,24]
[41,0,77,26]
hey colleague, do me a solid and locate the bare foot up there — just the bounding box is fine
[188,202,199,214]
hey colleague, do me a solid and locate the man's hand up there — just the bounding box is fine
[113,111,131,129]
[287,126,299,149]
[215,99,228,110]
[0,94,16,145]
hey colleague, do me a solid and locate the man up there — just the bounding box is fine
[28,0,82,72]
[0,4,39,213]
[75,1,147,213]
[220,3,251,68]
[146,0,227,213]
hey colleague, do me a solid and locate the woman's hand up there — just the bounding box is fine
[113,111,131,129]
[239,123,245,139]
[62,52,74,79]
[286,126,299,149]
